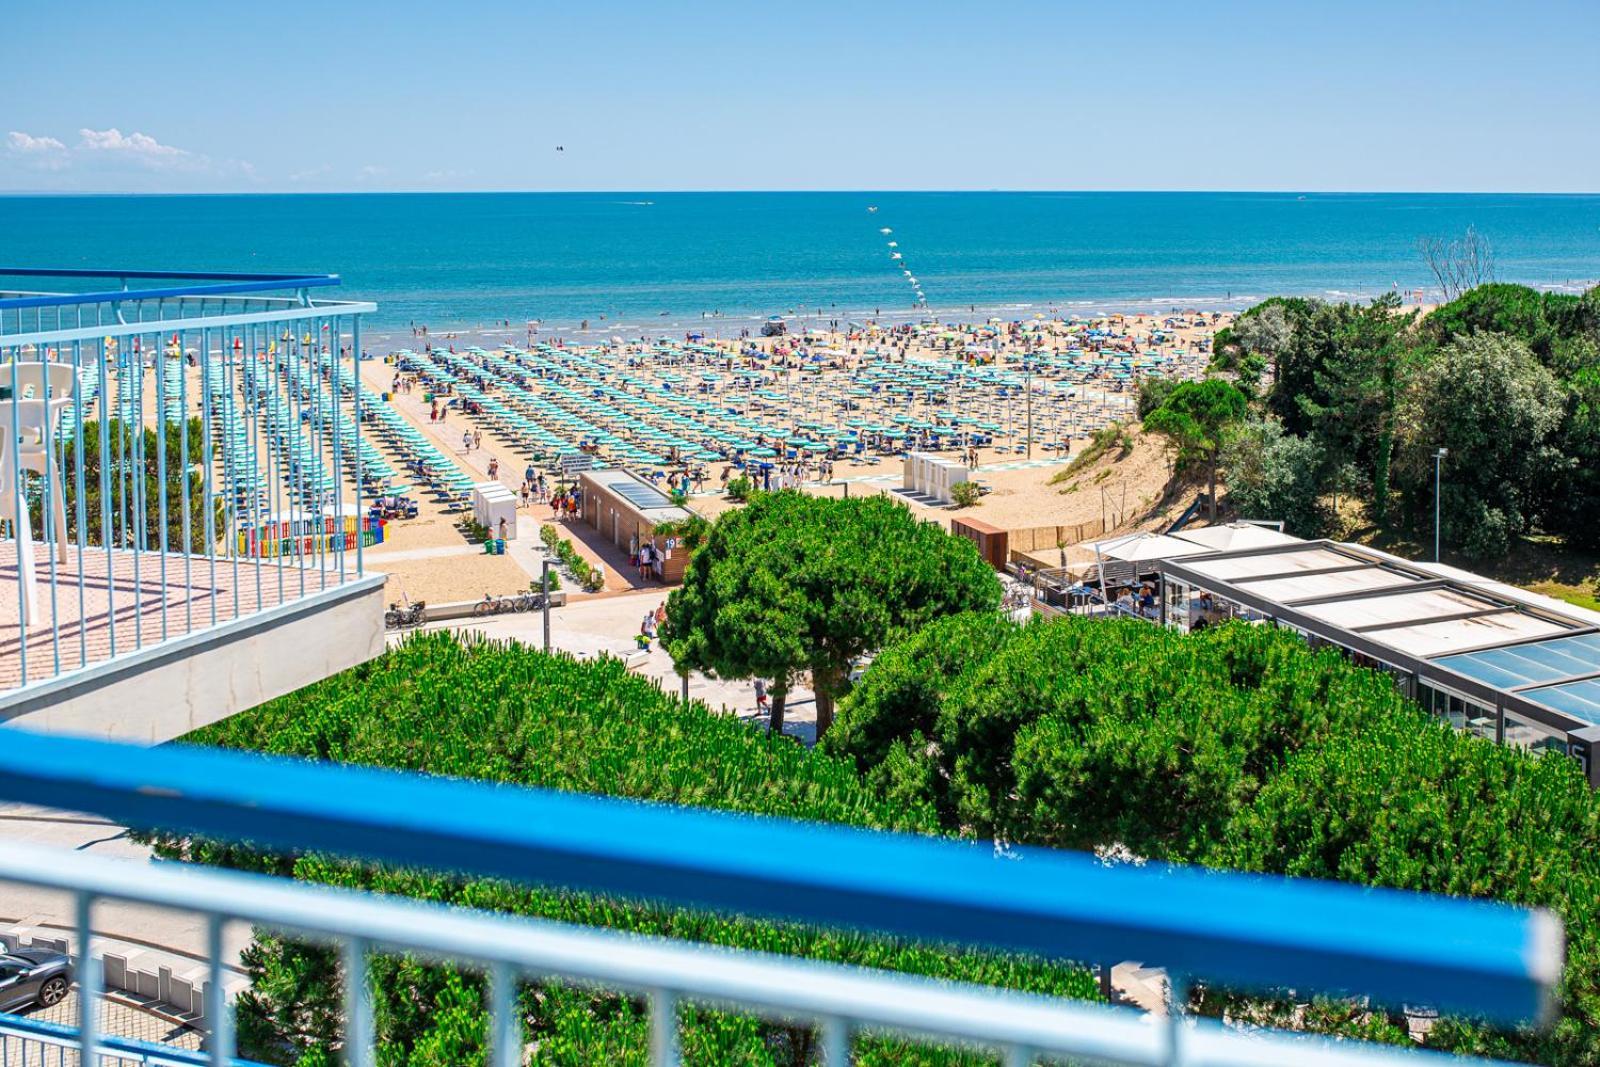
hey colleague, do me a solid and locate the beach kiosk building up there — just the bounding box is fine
[577,468,693,584]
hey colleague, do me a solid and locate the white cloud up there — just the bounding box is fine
[2,125,259,190]
[8,131,67,154]
[78,127,189,165]
[359,164,388,177]
[6,131,69,170]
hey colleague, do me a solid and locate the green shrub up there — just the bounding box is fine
[949,480,981,507]
[42,417,222,555]
[824,612,1018,823]
[836,612,1600,1061]
[155,632,1099,1064]
[1048,422,1130,484]
[724,475,754,502]
[539,524,605,591]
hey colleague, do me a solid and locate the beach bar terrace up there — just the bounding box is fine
[0,268,386,738]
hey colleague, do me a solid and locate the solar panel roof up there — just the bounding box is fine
[1436,631,1600,690]
[613,482,673,510]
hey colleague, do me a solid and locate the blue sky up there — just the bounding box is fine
[3,0,1596,193]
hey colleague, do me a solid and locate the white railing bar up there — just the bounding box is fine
[0,302,377,350]
[488,961,519,1067]
[76,891,99,1067]
[820,1016,850,1065]
[205,915,233,1067]
[650,989,678,1067]
[0,844,1161,1059]
[0,844,1524,1067]
[342,937,373,1067]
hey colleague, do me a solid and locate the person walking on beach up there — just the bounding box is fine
[754,678,769,716]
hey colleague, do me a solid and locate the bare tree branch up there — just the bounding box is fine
[1416,226,1496,301]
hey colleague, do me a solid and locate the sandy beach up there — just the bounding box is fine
[346,310,1227,606]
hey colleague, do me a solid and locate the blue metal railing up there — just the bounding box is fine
[0,268,342,314]
[0,727,1562,1034]
[0,1012,266,1067]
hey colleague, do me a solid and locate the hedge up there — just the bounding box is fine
[153,631,1098,1065]
[826,614,1600,1062]
[539,523,603,592]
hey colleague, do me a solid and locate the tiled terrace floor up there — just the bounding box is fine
[0,540,355,691]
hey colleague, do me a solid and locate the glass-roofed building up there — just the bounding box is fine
[1083,526,1600,786]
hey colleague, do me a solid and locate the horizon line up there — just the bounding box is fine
[3,188,1600,198]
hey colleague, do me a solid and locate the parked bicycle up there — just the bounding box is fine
[473,593,513,616]
[384,599,428,629]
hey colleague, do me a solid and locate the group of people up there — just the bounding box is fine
[1112,584,1161,620]
[663,468,705,495]
[549,487,582,520]
[518,468,552,508]
[636,601,667,649]
[629,535,663,581]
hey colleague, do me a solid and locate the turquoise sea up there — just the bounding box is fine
[2,192,1597,333]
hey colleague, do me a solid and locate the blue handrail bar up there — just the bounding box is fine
[0,728,1563,1027]
[0,1012,268,1066]
[0,267,341,312]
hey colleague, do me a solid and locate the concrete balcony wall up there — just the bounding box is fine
[0,573,386,743]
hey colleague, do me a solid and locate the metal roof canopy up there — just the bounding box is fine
[1161,539,1600,744]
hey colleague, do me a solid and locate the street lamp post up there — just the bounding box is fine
[1433,447,1449,562]
[541,559,552,652]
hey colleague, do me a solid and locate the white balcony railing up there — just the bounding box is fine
[0,269,386,731]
